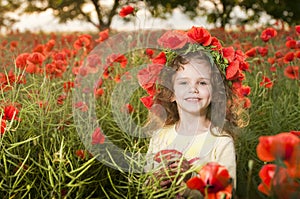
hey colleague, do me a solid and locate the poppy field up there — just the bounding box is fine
[0,24,300,199]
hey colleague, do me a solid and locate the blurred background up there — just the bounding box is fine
[1,0,299,33]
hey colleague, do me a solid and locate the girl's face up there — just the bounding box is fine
[172,58,212,116]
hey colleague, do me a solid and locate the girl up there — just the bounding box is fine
[145,50,243,197]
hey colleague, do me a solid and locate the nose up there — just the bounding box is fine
[189,83,199,93]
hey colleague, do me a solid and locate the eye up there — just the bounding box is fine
[199,81,208,85]
[178,81,188,85]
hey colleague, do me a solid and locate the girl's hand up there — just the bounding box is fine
[154,158,192,189]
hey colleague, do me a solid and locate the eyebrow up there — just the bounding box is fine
[175,77,211,81]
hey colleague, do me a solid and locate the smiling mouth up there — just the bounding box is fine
[185,97,201,102]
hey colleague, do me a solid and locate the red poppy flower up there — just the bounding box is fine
[15,53,30,69]
[284,52,295,63]
[45,39,56,52]
[258,164,300,198]
[94,88,104,98]
[137,63,163,91]
[140,95,154,109]
[73,34,92,50]
[210,37,222,50]
[123,103,134,114]
[96,29,109,42]
[3,105,20,121]
[239,85,251,97]
[145,48,154,58]
[106,53,127,68]
[295,25,300,34]
[157,30,188,49]
[186,26,212,46]
[260,27,277,42]
[1,119,6,135]
[75,149,86,159]
[63,81,74,93]
[243,97,251,109]
[284,66,299,79]
[74,101,88,112]
[286,39,297,49]
[114,74,121,83]
[186,162,232,199]
[57,94,67,105]
[154,149,183,163]
[260,76,273,88]
[272,166,300,198]
[256,132,300,162]
[239,60,249,71]
[27,52,45,66]
[295,51,300,59]
[222,47,235,63]
[119,5,134,18]
[258,164,277,196]
[290,131,300,137]
[225,60,239,80]
[91,127,105,145]
[267,57,275,65]
[275,51,284,58]
[10,41,18,51]
[151,52,166,65]
[33,44,44,54]
[245,47,257,57]
[257,46,268,57]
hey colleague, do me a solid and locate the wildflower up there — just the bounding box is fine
[151,52,166,65]
[63,81,74,93]
[258,164,300,198]
[73,34,92,51]
[260,27,277,42]
[260,76,273,88]
[94,88,104,98]
[75,149,86,159]
[284,52,295,63]
[3,105,20,121]
[96,29,109,42]
[145,48,154,58]
[187,26,212,46]
[284,66,299,79]
[275,51,284,58]
[225,60,239,80]
[256,132,299,163]
[257,46,268,57]
[119,5,134,18]
[157,30,188,49]
[1,119,6,135]
[15,53,30,69]
[74,101,88,112]
[106,53,127,68]
[222,47,235,63]
[245,47,257,57]
[257,164,277,196]
[295,25,300,34]
[286,39,297,49]
[187,162,233,199]
[91,127,105,145]
[140,95,154,109]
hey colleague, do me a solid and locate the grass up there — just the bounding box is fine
[1,26,300,198]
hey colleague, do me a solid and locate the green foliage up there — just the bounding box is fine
[1,26,300,198]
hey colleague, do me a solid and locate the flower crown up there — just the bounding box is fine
[138,26,251,109]
[157,26,249,83]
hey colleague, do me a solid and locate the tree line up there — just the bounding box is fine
[1,0,300,31]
